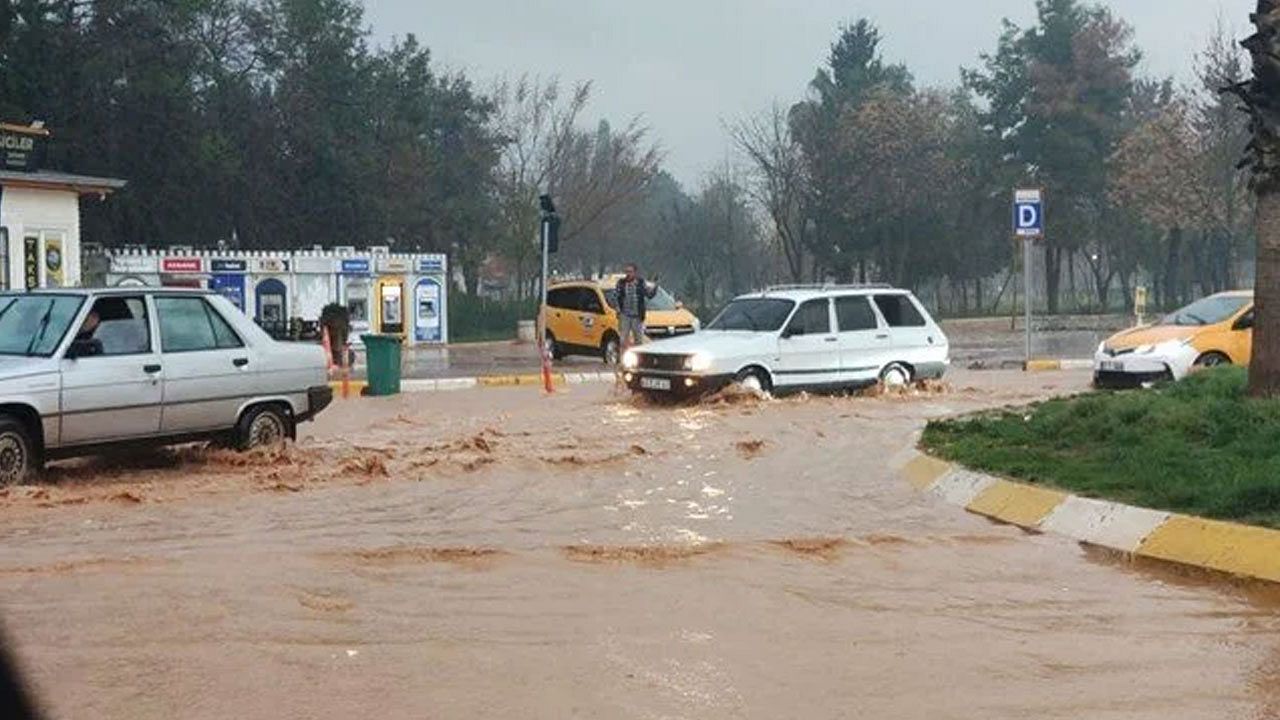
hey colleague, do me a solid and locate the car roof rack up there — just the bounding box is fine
[763,283,895,292]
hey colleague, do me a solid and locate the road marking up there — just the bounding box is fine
[1038,496,1168,553]
[901,455,952,490]
[1138,515,1280,583]
[967,480,1067,527]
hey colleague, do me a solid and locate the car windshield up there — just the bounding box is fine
[705,298,795,332]
[1160,295,1250,327]
[0,294,86,357]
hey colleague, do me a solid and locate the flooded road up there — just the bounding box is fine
[1,370,1277,719]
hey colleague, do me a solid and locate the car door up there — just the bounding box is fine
[545,287,581,348]
[155,295,256,434]
[576,287,608,349]
[1226,306,1254,364]
[59,294,164,445]
[872,293,932,363]
[775,297,839,388]
[835,295,886,384]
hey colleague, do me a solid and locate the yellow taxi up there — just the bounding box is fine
[541,276,700,364]
[1093,290,1253,388]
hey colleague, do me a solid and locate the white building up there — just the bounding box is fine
[0,122,126,290]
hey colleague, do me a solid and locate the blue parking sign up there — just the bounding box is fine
[1014,188,1043,237]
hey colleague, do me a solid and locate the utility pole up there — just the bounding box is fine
[538,194,560,393]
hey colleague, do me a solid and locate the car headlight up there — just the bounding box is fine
[686,351,713,372]
[1097,341,1107,354]
[692,317,701,331]
[622,350,639,369]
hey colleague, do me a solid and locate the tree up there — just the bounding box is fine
[731,104,812,282]
[1225,0,1280,396]
[490,75,660,298]
[966,0,1140,312]
[790,19,912,280]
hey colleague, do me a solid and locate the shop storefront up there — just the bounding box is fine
[0,122,126,290]
[414,255,448,344]
[338,257,373,339]
[209,258,248,310]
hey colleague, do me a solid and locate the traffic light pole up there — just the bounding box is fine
[539,216,554,394]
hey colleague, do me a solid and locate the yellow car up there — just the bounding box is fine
[542,276,700,364]
[1093,290,1253,388]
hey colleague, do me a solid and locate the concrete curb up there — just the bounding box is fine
[901,453,1280,584]
[1024,358,1093,372]
[328,371,616,397]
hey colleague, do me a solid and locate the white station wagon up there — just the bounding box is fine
[0,288,333,485]
[621,285,949,397]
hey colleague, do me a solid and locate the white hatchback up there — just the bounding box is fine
[621,285,949,396]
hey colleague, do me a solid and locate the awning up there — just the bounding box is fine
[0,169,127,196]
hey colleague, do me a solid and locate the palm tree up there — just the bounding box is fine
[1227,1,1280,396]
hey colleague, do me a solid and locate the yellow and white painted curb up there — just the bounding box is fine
[1024,358,1093,372]
[329,371,615,397]
[900,453,1280,584]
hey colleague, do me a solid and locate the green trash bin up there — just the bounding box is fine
[361,334,403,396]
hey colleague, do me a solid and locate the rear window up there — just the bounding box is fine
[873,294,926,328]
[836,296,878,332]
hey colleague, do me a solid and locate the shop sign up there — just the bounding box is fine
[418,257,444,274]
[161,257,203,273]
[1,126,45,172]
[111,255,158,273]
[211,259,247,273]
[44,237,63,287]
[377,256,410,273]
[253,257,289,273]
[340,258,371,275]
[293,256,332,274]
[23,236,38,289]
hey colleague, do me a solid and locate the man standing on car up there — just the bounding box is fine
[615,263,658,355]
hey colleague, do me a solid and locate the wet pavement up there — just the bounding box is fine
[366,314,1130,380]
[1,369,1277,719]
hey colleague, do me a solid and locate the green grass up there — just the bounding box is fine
[921,367,1280,528]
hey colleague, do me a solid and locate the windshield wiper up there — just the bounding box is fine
[24,300,56,356]
[1183,312,1208,326]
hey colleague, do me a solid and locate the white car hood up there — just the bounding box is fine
[0,355,59,382]
[641,331,773,356]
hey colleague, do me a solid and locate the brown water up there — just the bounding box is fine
[1,370,1277,719]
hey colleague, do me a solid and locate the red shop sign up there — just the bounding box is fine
[162,257,202,273]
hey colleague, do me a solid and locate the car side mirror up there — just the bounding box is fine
[1235,315,1255,331]
[676,301,685,310]
[66,338,96,359]
[781,327,800,339]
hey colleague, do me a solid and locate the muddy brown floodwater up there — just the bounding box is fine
[1,369,1278,719]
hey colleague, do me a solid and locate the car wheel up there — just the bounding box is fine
[544,332,564,361]
[602,334,621,366]
[236,405,294,451]
[880,363,912,388]
[0,418,36,488]
[735,367,772,394]
[1194,351,1230,368]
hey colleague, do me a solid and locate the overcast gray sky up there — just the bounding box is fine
[367,0,1251,188]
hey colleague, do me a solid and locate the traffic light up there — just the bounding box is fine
[539,194,560,254]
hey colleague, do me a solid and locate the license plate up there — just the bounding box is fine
[1100,360,1123,372]
[640,376,672,391]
